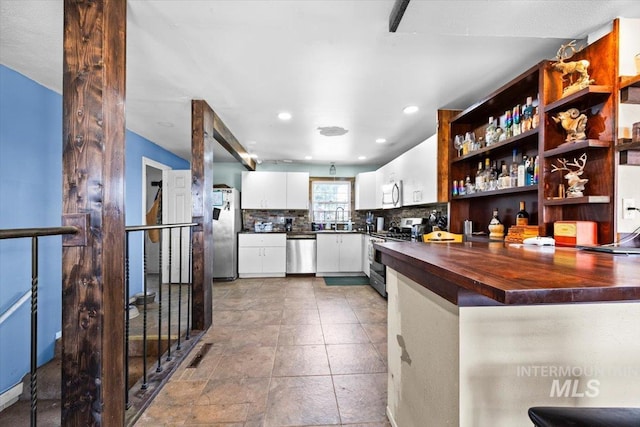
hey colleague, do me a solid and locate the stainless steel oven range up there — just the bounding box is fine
[368,235,387,297]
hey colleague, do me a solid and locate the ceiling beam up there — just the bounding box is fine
[389,0,410,33]
[209,109,256,171]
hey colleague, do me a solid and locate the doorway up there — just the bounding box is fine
[142,157,171,277]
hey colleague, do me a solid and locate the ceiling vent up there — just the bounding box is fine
[317,126,348,137]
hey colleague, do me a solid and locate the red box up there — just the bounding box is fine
[553,221,597,247]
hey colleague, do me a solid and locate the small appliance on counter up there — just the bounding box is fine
[285,218,293,232]
[254,222,273,232]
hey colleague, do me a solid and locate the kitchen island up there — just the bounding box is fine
[376,241,640,427]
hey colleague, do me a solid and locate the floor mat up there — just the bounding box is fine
[324,276,370,286]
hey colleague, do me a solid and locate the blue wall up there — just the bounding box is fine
[0,65,188,393]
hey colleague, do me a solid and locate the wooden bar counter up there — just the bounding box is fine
[376,241,640,427]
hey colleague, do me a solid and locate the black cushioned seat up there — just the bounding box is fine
[528,406,640,427]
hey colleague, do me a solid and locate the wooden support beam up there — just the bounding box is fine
[389,0,410,33]
[62,0,126,425]
[437,109,460,202]
[191,100,214,330]
[211,110,256,171]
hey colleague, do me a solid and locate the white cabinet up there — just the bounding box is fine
[316,233,363,275]
[286,172,309,209]
[238,233,286,278]
[241,171,287,209]
[355,171,377,211]
[241,171,309,210]
[401,134,438,206]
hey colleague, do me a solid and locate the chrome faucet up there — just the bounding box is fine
[335,206,345,231]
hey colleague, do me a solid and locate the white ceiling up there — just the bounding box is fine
[2,1,640,166]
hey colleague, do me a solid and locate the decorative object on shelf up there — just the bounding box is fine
[488,208,504,240]
[552,40,594,97]
[454,134,464,156]
[552,108,587,143]
[551,153,589,198]
[635,53,640,75]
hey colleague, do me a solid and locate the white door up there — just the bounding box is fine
[316,234,340,273]
[238,247,263,275]
[163,169,192,283]
[262,246,286,274]
[286,172,309,209]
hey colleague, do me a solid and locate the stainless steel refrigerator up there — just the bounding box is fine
[212,188,241,280]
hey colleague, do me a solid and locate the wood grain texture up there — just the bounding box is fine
[212,110,256,171]
[62,0,126,424]
[191,100,214,330]
[377,241,640,305]
[437,109,459,203]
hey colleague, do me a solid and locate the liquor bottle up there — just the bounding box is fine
[475,161,484,192]
[533,155,539,184]
[488,208,504,240]
[489,160,498,191]
[517,154,527,187]
[516,201,529,226]
[512,105,521,136]
[504,110,513,139]
[522,97,534,132]
[485,116,497,146]
[482,158,491,191]
[465,175,474,194]
[525,156,534,185]
[452,180,458,197]
[498,161,510,189]
[510,149,519,188]
[532,106,540,129]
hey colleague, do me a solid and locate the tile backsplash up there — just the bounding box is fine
[242,202,448,232]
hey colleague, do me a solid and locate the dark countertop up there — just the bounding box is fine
[375,241,640,306]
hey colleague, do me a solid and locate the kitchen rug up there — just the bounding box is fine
[324,276,370,286]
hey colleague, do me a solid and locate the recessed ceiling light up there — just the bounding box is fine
[358,156,367,160]
[157,121,174,127]
[305,156,313,160]
[375,138,387,144]
[278,112,292,121]
[403,105,419,114]
[248,140,257,145]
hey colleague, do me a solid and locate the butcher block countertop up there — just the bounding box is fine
[375,241,640,306]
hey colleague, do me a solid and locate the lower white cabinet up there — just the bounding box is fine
[316,233,363,275]
[238,233,286,278]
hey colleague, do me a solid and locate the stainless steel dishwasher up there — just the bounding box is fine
[286,234,317,274]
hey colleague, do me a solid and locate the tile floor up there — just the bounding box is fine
[134,276,390,427]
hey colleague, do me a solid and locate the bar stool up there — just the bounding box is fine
[528,406,640,426]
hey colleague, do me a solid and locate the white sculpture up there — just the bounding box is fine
[553,108,587,143]
[551,153,589,198]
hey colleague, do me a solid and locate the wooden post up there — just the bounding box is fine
[62,0,126,425]
[191,100,214,330]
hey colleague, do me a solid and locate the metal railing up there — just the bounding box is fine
[0,226,78,427]
[0,222,198,426]
[124,222,197,412]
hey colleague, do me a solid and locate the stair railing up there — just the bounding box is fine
[0,226,78,427]
[123,222,197,416]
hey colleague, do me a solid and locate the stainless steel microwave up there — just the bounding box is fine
[382,181,402,209]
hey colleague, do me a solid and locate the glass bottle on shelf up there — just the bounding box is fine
[518,154,528,187]
[512,105,521,136]
[516,201,529,226]
[525,156,534,185]
[522,97,534,132]
[504,110,513,139]
[475,161,485,192]
[488,208,504,240]
[498,161,510,189]
[532,106,540,129]
[489,160,498,191]
[485,116,497,146]
[510,149,519,188]
[533,155,539,185]
[452,180,458,197]
[465,175,474,194]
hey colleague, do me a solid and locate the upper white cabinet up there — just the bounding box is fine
[241,171,309,210]
[355,171,377,210]
[401,134,438,206]
[286,172,310,209]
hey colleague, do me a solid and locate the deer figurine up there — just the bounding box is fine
[552,40,594,97]
[551,153,589,198]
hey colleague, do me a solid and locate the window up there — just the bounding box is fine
[311,180,351,225]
